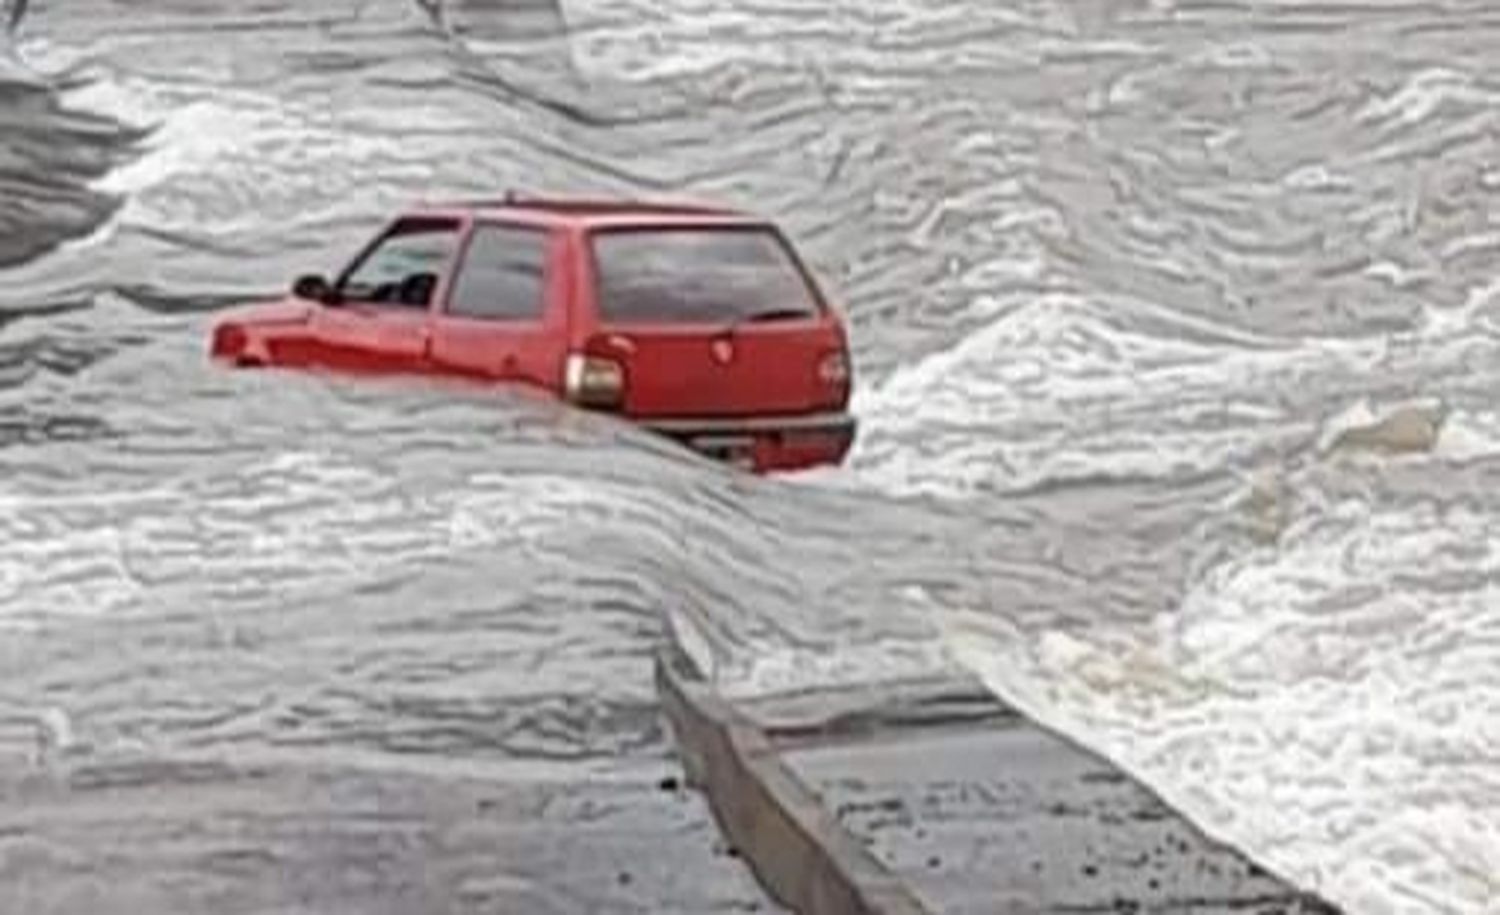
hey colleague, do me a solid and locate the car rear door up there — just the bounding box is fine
[426,221,566,390]
[307,215,463,374]
[581,224,849,418]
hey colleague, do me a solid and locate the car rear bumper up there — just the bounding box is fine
[640,411,857,473]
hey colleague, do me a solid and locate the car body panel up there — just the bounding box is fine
[580,320,846,418]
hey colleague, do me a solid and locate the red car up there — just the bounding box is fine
[209,195,856,473]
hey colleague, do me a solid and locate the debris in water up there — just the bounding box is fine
[1321,399,1447,456]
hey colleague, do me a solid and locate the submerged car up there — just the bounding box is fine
[209,194,856,472]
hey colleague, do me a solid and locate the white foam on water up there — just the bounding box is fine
[1434,407,1500,463]
[847,291,1384,499]
[710,636,958,700]
[842,235,1500,912]
[1358,68,1495,128]
[58,74,406,237]
[0,439,685,630]
[0,37,45,87]
[940,405,1500,914]
[23,14,561,263]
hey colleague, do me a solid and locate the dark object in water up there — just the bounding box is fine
[5,0,26,35]
[413,0,445,31]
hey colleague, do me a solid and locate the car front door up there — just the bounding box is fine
[427,221,565,390]
[308,215,465,374]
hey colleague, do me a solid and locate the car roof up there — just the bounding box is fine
[406,194,769,230]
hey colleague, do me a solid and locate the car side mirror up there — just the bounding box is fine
[292,273,338,304]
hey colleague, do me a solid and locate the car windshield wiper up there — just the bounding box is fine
[718,307,816,336]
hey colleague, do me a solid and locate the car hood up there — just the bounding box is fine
[218,296,314,326]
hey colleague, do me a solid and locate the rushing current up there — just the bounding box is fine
[3,1,1499,912]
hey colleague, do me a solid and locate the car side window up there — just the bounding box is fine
[339,217,460,309]
[447,224,550,321]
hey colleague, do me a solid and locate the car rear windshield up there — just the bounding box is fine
[591,227,822,324]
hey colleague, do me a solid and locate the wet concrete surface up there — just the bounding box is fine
[755,681,1337,914]
[0,753,783,915]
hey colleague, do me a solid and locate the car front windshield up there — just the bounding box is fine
[338,217,460,308]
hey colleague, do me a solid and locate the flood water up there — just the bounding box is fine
[2,1,1498,912]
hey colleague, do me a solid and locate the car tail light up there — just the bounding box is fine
[818,349,850,387]
[211,323,246,360]
[564,352,626,409]
[817,349,852,407]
